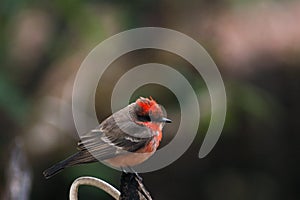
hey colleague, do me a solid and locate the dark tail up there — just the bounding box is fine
[43,150,97,179]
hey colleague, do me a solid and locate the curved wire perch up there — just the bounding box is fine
[69,176,120,200]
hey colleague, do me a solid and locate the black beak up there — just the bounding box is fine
[161,117,172,123]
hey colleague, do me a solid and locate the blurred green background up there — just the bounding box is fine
[1,0,300,199]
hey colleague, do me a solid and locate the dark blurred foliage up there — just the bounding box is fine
[1,0,300,199]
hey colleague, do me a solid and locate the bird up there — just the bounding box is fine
[43,97,171,179]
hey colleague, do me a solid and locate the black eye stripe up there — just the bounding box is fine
[137,114,151,122]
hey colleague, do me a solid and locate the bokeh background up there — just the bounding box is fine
[1,0,300,199]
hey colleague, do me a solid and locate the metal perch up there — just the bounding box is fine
[69,173,152,200]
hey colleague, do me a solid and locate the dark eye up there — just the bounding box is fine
[137,114,151,122]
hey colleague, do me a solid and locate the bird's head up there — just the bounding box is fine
[133,97,172,127]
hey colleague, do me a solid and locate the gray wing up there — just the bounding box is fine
[78,104,154,161]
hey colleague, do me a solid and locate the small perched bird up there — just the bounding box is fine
[43,97,171,179]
